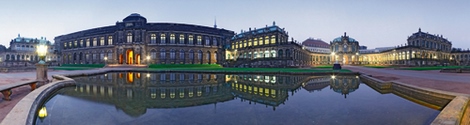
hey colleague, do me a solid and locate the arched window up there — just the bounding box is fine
[179,35,184,44]
[271,50,276,58]
[80,40,84,47]
[170,49,175,59]
[6,54,9,61]
[278,50,283,58]
[197,36,202,45]
[86,39,90,47]
[160,34,166,44]
[206,52,210,60]
[254,38,258,46]
[213,38,217,46]
[198,50,202,59]
[160,49,166,59]
[265,50,270,58]
[189,50,194,59]
[127,33,132,43]
[150,34,156,44]
[188,35,194,44]
[254,52,258,58]
[150,49,157,59]
[179,49,185,59]
[170,34,175,44]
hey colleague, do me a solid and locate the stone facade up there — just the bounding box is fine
[55,13,234,65]
[0,35,58,67]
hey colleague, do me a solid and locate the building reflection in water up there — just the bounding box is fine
[302,75,360,98]
[66,72,359,116]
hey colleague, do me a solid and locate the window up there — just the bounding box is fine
[243,40,247,48]
[205,37,210,45]
[69,42,72,48]
[93,38,97,46]
[198,51,202,59]
[86,39,90,47]
[214,53,217,60]
[179,35,184,44]
[170,34,175,44]
[197,36,202,45]
[264,36,269,45]
[80,40,84,47]
[64,43,67,48]
[151,51,157,59]
[127,33,132,43]
[160,34,166,44]
[189,50,194,59]
[160,49,166,59]
[107,52,112,60]
[170,49,175,59]
[248,39,252,46]
[150,34,156,44]
[179,50,185,59]
[259,37,264,45]
[231,43,234,49]
[74,41,77,47]
[213,38,217,46]
[189,35,193,44]
[100,37,105,46]
[108,36,113,45]
[271,35,276,44]
[206,53,210,60]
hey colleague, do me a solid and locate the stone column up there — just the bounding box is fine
[36,63,48,84]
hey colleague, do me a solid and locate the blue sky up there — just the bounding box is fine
[0,1,469,49]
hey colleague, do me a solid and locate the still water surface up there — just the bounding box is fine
[36,72,440,125]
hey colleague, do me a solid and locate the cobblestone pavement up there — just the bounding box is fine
[344,65,470,95]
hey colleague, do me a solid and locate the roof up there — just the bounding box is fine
[232,24,286,40]
[302,38,329,48]
[12,35,52,45]
[123,13,147,23]
[332,32,357,43]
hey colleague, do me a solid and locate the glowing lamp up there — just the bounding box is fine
[38,106,47,119]
[331,75,336,79]
[36,44,48,64]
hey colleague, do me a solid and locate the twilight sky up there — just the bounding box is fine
[0,1,469,49]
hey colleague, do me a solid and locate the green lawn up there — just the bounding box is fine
[146,64,351,73]
[53,64,105,70]
[400,66,470,71]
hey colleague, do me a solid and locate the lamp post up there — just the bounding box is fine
[146,56,150,64]
[104,56,108,66]
[36,44,48,84]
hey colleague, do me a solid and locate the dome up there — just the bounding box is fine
[332,32,357,43]
[123,13,147,23]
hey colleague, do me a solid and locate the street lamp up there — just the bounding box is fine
[36,44,48,83]
[146,56,150,64]
[104,56,108,65]
[36,44,48,64]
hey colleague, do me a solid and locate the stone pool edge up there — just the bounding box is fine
[360,74,470,125]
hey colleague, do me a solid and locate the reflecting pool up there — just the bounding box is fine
[36,72,442,125]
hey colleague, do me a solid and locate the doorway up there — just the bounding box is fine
[127,50,134,64]
[135,54,141,64]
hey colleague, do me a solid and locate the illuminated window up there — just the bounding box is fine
[100,37,105,46]
[150,34,156,44]
[205,37,210,45]
[108,36,113,45]
[93,38,97,46]
[243,40,247,48]
[259,37,264,45]
[160,34,166,44]
[238,41,242,48]
[127,33,132,43]
[270,35,276,44]
[254,38,258,46]
[231,43,234,49]
[188,35,193,44]
[248,39,252,46]
[80,40,83,47]
[179,34,184,44]
[74,41,77,47]
[86,39,90,47]
[197,36,202,45]
[64,43,67,48]
[264,36,269,45]
[235,42,239,49]
[69,42,72,48]
[170,34,175,44]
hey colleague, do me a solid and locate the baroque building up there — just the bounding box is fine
[0,35,58,67]
[225,22,312,67]
[55,13,234,65]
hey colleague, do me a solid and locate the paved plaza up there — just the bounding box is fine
[0,67,470,122]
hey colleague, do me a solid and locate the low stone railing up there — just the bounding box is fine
[360,74,470,125]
